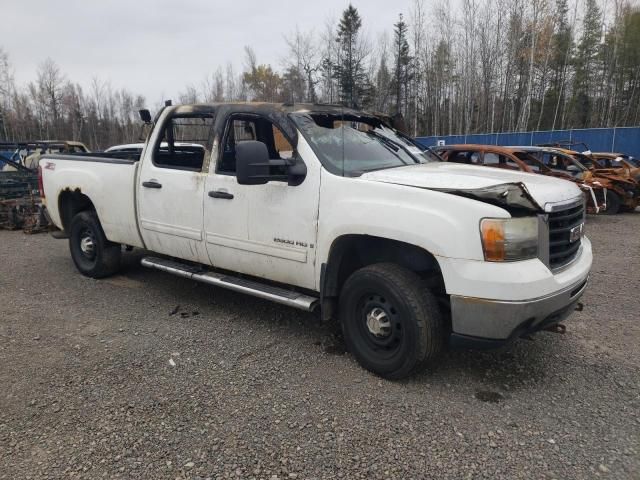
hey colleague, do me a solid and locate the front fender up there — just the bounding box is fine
[317,171,510,288]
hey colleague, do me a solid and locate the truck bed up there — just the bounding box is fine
[40,153,144,248]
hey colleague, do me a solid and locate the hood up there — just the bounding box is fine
[361,162,582,212]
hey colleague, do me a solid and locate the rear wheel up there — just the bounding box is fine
[604,191,621,215]
[339,263,443,379]
[69,211,121,278]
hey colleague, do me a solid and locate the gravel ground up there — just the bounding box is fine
[1,212,639,480]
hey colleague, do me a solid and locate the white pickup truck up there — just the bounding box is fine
[39,103,592,379]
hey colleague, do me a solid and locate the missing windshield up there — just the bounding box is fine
[290,113,438,177]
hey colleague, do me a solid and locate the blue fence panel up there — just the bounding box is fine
[463,134,490,144]
[497,132,532,146]
[531,129,570,146]
[416,127,640,158]
[612,127,640,158]
[570,128,613,153]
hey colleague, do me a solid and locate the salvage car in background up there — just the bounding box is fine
[538,142,640,185]
[38,102,591,379]
[523,146,640,214]
[0,142,83,232]
[1,141,89,171]
[433,144,607,214]
[590,152,640,182]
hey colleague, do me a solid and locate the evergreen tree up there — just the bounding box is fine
[570,0,602,127]
[334,4,369,108]
[375,56,392,112]
[391,14,412,115]
[281,66,306,104]
[540,0,572,129]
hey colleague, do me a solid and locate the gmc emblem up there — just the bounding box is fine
[569,223,584,243]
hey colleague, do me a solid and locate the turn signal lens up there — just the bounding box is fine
[480,220,506,261]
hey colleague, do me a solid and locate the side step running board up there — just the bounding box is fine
[140,256,318,312]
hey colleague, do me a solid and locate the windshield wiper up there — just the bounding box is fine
[369,129,433,165]
[366,130,399,151]
[365,130,410,165]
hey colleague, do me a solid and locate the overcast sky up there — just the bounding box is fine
[3,0,421,105]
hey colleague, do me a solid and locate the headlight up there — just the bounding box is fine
[480,217,538,261]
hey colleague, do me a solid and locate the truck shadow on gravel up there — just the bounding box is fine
[116,252,575,394]
[422,340,561,388]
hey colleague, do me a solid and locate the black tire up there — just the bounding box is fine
[69,211,121,278]
[604,191,621,215]
[339,263,443,379]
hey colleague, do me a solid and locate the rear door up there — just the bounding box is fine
[137,111,214,264]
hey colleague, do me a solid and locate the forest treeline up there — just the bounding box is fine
[0,0,639,150]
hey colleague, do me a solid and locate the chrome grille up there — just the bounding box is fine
[547,202,585,270]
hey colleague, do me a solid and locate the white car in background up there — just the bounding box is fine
[105,142,204,155]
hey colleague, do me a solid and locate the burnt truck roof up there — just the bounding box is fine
[167,102,373,117]
[161,102,393,150]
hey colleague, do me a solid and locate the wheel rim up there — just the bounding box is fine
[366,307,391,337]
[356,294,404,359]
[79,228,97,260]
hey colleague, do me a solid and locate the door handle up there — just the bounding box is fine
[208,190,234,199]
[142,181,162,189]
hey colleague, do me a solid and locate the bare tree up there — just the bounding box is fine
[319,16,339,103]
[409,0,426,136]
[0,47,15,139]
[36,58,66,138]
[202,67,225,102]
[179,84,199,104]
[283,27,320,103]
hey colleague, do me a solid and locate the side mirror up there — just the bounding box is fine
[236,141,270,185]
[236,140,307,186]
[138,109,152,123]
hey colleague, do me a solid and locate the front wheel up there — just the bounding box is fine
[69,211,121,278]
[339,263,443,379]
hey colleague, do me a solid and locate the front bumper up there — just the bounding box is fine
[449,275,588,347]
[438,235,592,348]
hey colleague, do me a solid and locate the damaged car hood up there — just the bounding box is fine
[361,162,582,212]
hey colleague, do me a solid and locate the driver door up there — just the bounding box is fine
[204,112,320,290]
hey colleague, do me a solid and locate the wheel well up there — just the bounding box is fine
[58,189,96,232]
[322,235,444,300]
